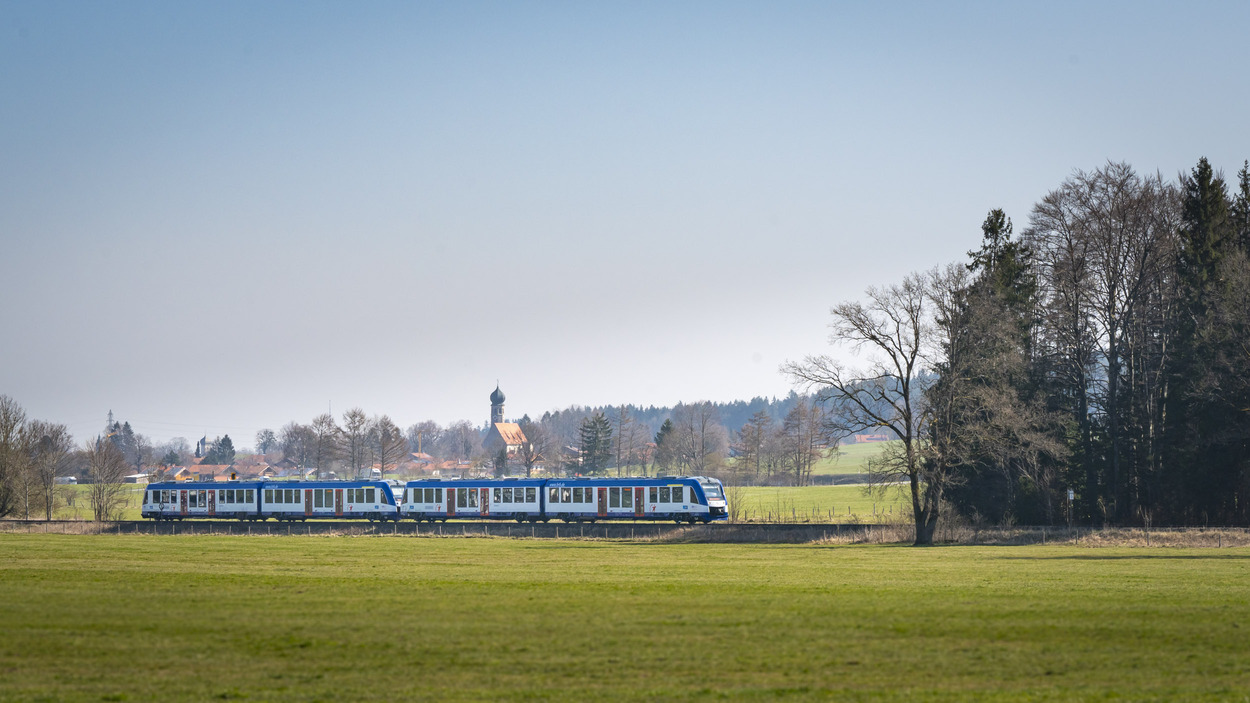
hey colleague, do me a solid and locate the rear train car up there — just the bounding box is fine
[141,480,399,521]
[142,481,263,521]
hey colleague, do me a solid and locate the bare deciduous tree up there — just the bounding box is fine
[670,402,729,476]
[28,420,74,521]
[309,414,341,478]
[0,395,29,518]
[341,408,370,479]
[516,417,552,478]
[369,415,409,478]
[779,399,828,486]
[85,439,129,521]
[783,272,942,544]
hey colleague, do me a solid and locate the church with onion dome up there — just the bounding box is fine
[482,384,527,458]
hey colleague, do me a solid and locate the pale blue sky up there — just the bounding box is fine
[2,1,1247,445]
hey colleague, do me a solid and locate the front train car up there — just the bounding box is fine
[546,476,728,523]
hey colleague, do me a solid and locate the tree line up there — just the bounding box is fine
[0,396,137,521]
[787,158,1250,543]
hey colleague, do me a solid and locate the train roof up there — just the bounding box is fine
[145,479,395,489]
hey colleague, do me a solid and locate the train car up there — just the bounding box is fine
[546,476,727,523]
[141,480,400,521]
[401,478,546,522]
[400,475,728,523]
[259,481,399,521]
[141,481,264,521]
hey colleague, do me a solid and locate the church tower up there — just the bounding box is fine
[490,384,506,425]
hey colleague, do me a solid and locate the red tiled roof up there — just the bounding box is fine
[493,423,527,445]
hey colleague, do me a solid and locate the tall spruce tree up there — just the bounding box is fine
[577,413,613,475]
[1164,157,1236,523]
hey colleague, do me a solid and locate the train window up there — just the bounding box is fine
[264,489,271,504]
[315,490,323,508]
[548,487,558,504]
[659,487,670,503]
[246,490,254,503]
[493,487,500,503]
[622,488,633,509]
[571,487,581,503]
[421,488,430,503]
[502,487,512,503]
[189,492,198,508]
[434,488,442,503]
[457,489,466,508]
[525,487,535,503]
[558,487,569,503]
[367,488,376,503]
[649,487,658,503]
[467,490,478,508]
[609,487,620,508]
[674,487,684,503]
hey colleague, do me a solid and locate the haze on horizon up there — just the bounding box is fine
[2,1,1248,446]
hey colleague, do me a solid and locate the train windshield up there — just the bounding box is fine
[700,481,723,500]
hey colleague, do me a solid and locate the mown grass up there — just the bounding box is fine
[1,535,1247,702]
[735,485,910,523]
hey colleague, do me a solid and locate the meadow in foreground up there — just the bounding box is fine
[0,535,1246,702]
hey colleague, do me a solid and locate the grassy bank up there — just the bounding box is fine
[1,535,1247,701]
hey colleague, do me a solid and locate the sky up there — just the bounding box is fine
[2,1,1248,447]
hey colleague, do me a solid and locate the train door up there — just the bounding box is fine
[597,487,607,518]
[335,489,343,517]
[208,490,216,516]
[305,490,313,517]
[635,487,644,518]
[180,490,188,516]
[447,488,456,516]
[481,488,490,517]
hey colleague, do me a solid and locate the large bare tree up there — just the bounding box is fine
[85,439,129,521]
[369,415,409,477]
[341,408,371,479]
[28,420,74,521]
[0,396,29,518]
[670,402,729,476]
[308,414,342,478]
[783,272,943,544]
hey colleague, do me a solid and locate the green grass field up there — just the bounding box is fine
[810,440,896,476]
[47,485,146,521]
[735,485,910,523]
[1,535,1247,702]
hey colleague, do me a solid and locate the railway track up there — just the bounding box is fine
[2,519,888,541]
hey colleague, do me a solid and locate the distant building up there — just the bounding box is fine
[482,384,527,457]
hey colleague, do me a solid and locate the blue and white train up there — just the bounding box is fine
[140,476,727,524]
